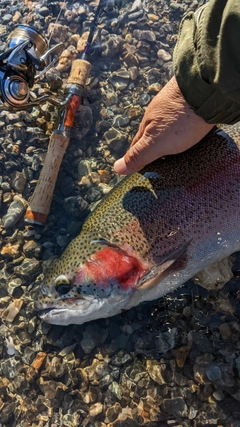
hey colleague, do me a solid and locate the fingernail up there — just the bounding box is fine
[114,157,128,174]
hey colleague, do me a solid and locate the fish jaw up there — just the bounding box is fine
[34,245,150,325]
[36,292,128,325]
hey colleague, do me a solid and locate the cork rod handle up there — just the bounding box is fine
[25,133,70,224]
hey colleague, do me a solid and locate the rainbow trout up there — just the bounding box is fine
[34,123,240,325]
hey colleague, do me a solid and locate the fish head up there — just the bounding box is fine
[34,235,150,325]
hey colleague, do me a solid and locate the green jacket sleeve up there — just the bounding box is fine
[173,0,240,124]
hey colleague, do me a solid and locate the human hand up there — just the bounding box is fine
[114,76,214,175]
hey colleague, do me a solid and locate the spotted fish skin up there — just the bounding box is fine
[34,123,240,325]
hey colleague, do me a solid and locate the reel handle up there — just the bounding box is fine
[25,59,91,225]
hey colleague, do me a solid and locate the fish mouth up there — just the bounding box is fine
[37,307,65,319]
[36,298,94,320]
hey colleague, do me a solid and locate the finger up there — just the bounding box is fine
[131,123,144,146]
[114,133,156,175]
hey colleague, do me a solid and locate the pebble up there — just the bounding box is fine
[3,196,28,229]
[113,114,130,127]
[63,196,88,217]
[56,46,78,72]
[139,93,151,106]
[11,170,27,193]
[86,186,102,203]
[1,181,11,192]
[1,242,21,259]
[157,48,172,61]
[205,363,222,382]
[14,258,40,277]
[47,23,69,44]
[2,14,12,24]
[23,240,42,259]
[2,299,23,322]
[133,29,156,42]
[38,6,50,16]
[146,359,166,385]
[108,381,122,400]
[89,402,103,417]
[109,70,130,90]
[56,234,69,248]
[161,397,188,417]
[103,128,127,153]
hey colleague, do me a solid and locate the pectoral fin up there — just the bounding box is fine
[137,240,191,290]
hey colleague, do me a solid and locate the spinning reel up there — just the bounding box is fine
[0,24,63,109]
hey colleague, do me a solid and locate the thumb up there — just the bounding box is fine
[114,134,154,175]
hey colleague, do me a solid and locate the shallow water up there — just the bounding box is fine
[1,0,240,426]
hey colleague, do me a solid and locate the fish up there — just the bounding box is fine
[34,123,240,325]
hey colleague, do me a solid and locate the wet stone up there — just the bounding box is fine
[45,68,63,91]
[219,322,232,340]
[86,186,102,203]
[38,6,50,16]
[1,242,21,259]
[128,66,139,80]
[170,1,185,12]
[101,34,124,57]
[11,170,27,193]
[7,277,23,295]
[148,83,162,94]
[146,359,166,385]
[1,357,22,379]
[108,381,122,400]
[23,240,42,258]
[161,397,188,417]
[3,192,13,203]
[62,412,82,427]
[89,402,103,417]
[64,196,88,217]
[133,29,156,42]
[139,93,151,106]
[0,401,15,423]
[1,181,11,192]
[103,128,127,153]
[113,114,130,127]
[85,359,110,381]
[14,258,40,277]
[105,92,119,106]
[81,325,107,355]
[205,363,222,382]
[22,347,37,366]
[2,14,12,24]
[111,352,133,366]
[35,395,51,414]
[109,70,130,90]
[156,327,177,354]
[77,159,92,180]
[48,23,70,44]
[2,298,23,322]
[123,52,139,67]
[157,48,172,61]
[3,196,28,229]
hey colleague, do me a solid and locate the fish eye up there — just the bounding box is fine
[54,275,71,295]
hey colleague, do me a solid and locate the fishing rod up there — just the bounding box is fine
[24,0,106,225]
[0,0,106,225]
